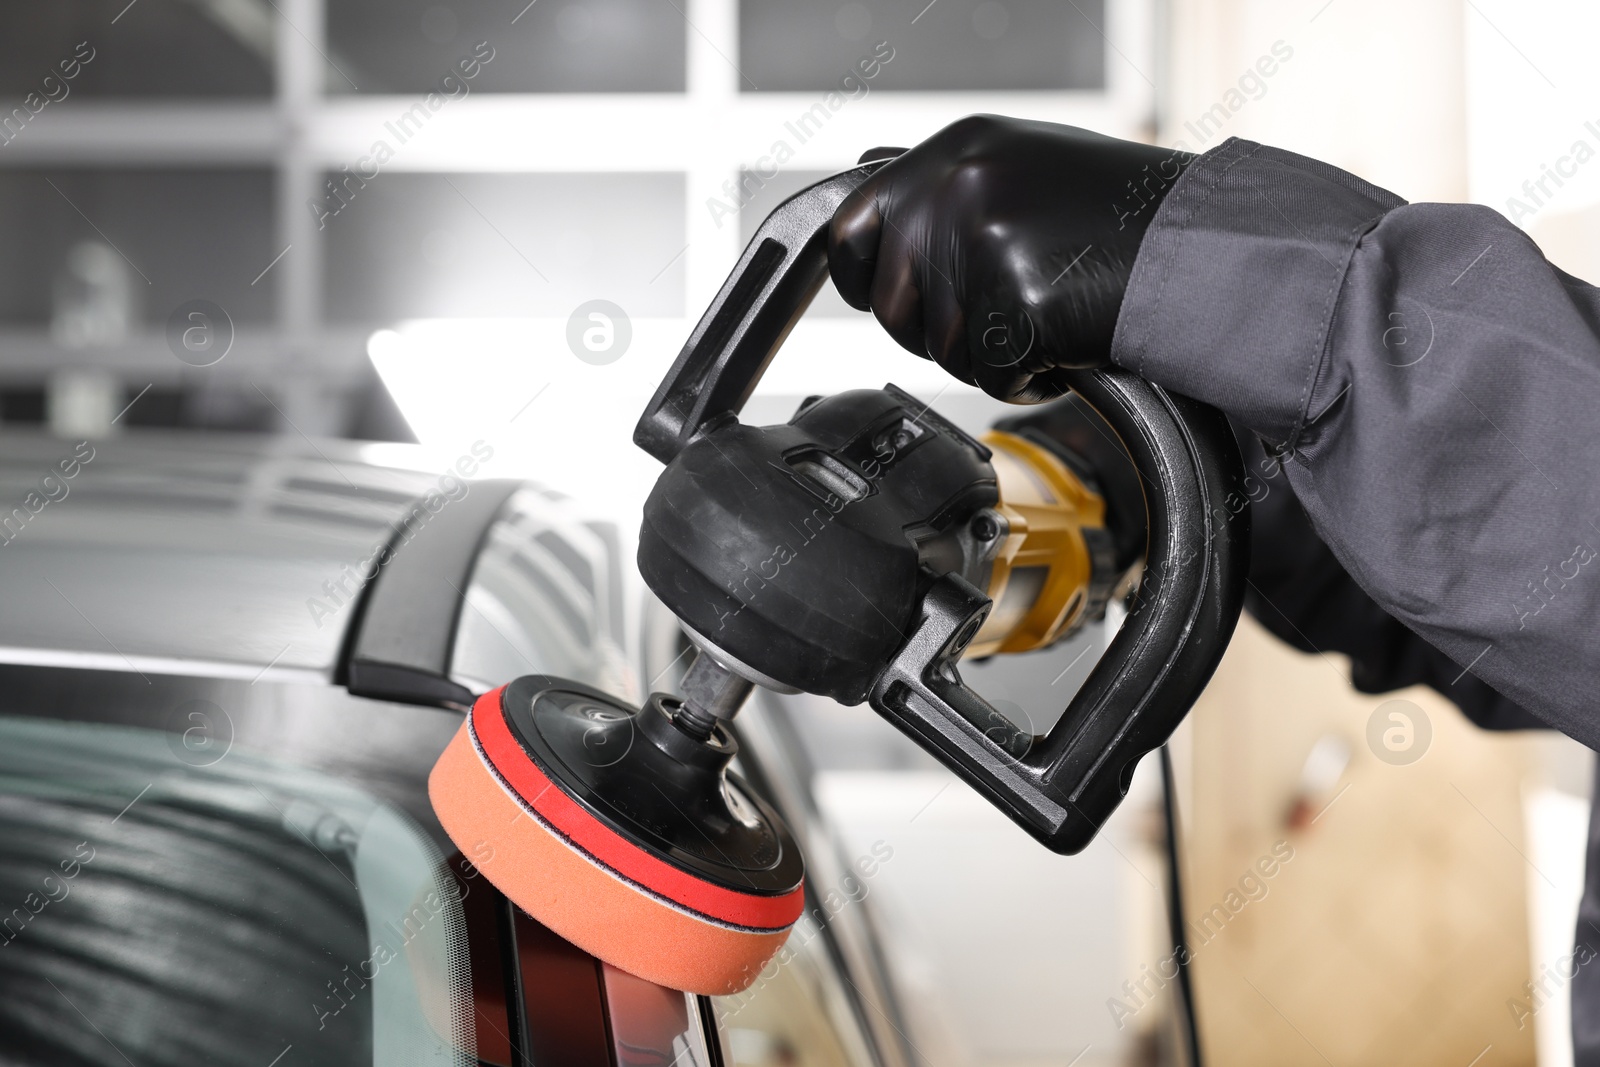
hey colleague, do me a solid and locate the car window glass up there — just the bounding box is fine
[737,0,1105,92]
[326,0,686,93]
[321,173,686,323]
[0,714,474,1066]
[0,3,272,97]
[451,488,631,699]
[712,911,878,1067]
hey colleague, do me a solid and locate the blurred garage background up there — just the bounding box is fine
[1,1,1599,1065]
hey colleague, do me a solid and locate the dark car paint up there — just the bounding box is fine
[0,431,901,1067]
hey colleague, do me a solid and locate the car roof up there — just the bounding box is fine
[0,430,473,682]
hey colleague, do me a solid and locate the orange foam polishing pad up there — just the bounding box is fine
[429,686,803,996]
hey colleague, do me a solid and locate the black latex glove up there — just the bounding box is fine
[828,114,1193,401]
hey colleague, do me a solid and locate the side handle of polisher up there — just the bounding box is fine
[870,374,1248,854]
[634,159,890,464]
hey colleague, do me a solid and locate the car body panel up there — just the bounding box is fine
[0,429,899,1067]
[0,431,441,678]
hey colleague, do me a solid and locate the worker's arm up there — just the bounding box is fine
[1233,425,1541,732]
[1119,137,1596,741]
[831,117,1600,746]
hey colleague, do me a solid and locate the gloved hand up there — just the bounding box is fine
[828,114,1193,401]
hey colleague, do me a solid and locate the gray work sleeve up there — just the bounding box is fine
[1111,136,1600,748]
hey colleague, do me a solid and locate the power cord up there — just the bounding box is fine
[1159,743,1202,1067]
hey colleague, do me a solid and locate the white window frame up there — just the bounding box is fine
[1,0,1156,429]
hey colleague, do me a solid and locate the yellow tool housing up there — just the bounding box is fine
[968,429,1117,658]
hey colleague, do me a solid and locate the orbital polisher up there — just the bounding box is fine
[429,160,1250,996]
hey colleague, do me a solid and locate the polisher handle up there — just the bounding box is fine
[870,372,1248,854]
[636,161,1249,855]
[634,159,891,463]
